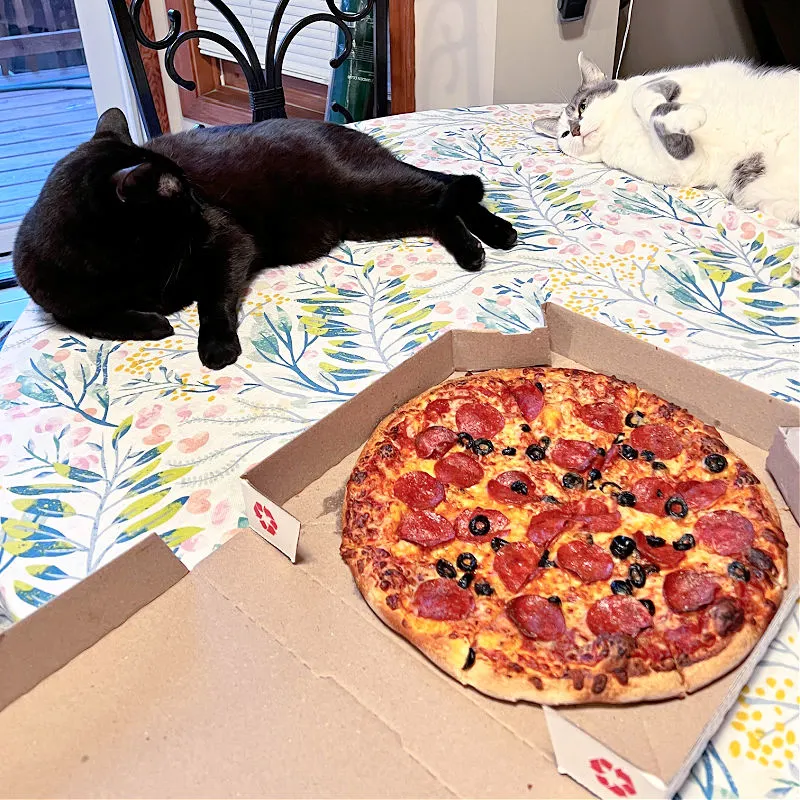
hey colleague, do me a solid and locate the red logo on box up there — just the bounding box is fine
[589,758,636,797]
[253,502,278,536]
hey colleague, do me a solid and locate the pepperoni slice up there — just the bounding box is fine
[393,471,445,509]
[631,477,675,517]
[415,426,458,459]
[507,595,566,641]
[694,510,755,556]
[550,439,596,472]
[487,470,535,505]
[434,452,484,488]
[557,540,614,582]
[454,508,510,541]
[511,382,544,421]
[633,531,686,568]
[663,570,718,613]
[424,398,450,419]
[397,510,456,547]
[676,479,726,510]
[578,402,623,433]
[630,424,683,459]
[527,509,570,546]
[414,578,475,620]
[587,595,654,636]
[455,401,504,439]
[572,497,622,532]
[493,542,539,592]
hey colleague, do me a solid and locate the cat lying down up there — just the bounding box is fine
[14,110,517,369]
[535,53,799,224]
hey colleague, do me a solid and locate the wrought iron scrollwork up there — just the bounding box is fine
[117,0,383,128]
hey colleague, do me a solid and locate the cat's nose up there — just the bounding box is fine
[570,122,581,137]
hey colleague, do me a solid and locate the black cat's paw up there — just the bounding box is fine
[141,314,175,340]
[456,244,486,272]
[198,334,242,370]
[486,218,518,250]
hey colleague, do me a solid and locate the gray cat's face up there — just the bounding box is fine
[534,53,617,162]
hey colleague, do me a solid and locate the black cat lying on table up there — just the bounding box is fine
[14,109,517,369]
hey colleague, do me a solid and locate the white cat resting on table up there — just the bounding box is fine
[534,53,800,224]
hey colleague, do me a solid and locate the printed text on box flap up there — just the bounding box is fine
[241,480,301,563]
[544,707,667,799]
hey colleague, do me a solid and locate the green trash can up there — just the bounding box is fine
[325,0,375,124]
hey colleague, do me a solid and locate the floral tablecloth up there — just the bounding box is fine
[0,105,797,797]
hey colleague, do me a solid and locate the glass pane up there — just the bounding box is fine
[0,0,98,242]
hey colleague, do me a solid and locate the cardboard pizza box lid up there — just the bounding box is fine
[0,304,798,799]
[767,426,800,525]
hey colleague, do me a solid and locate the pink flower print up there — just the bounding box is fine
[330,265,345,277]
[740,221,757,239]
[559,244,581,256]
[0,365,12,381]
[215,376,243,394]
[136,404,163,429]
[547,237,562,246]
[414,269,437,281]
[615,240,636,255]
[1,382,21,401]
[70,427,91,447]
[496,297,511,307]
[387,264,405,276]
[203,404,227,419]
[588,232,602,241]
[435,302,452,314]
[472,287,484,296]
[456,307,469,320]
[339,281,358,291]
[0,433,10,448]
[606,179,615,186]
[72,454,99,470]
[407,256,419,263]
[670,345,690,358]
[178,432,209,454]
[187,489,212,514]
[179,534,205,553]
[53,350,70,363]
[0,455,8,471]
[660,320,687,337]
[556,168,573,176]
[626,184,639,193]
[723,210,739,230]
[177,408,192,421]
[143,424,171,445]
[604,214,621,225]
[377,254,393,266]
[32,339,49,351]
[212,500,230,526]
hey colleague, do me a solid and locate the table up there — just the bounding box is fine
[0,104,797,797]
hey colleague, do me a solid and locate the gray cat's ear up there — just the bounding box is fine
[578,51,605,87]
[533,117,560,139]
[112,162,183,203]
[94,108,133,145]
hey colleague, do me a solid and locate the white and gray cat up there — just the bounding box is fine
[534,53,799,224]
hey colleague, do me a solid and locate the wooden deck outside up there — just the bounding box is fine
[0,66,97,231]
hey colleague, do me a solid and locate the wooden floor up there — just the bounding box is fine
[0,66,96,227]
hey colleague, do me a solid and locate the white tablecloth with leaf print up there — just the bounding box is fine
[0,105,797,798]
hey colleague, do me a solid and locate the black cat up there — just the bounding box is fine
[14,109,517,369]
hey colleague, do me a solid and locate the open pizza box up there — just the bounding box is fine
[0,304,798,799]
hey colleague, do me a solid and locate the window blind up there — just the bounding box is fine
[193,0,339,84]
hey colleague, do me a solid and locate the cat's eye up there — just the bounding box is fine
[578,100,587,115]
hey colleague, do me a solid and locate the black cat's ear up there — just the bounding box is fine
[112,162,184,203]
[94,108,134,145]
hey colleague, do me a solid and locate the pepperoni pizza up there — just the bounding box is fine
[340,368,787,704]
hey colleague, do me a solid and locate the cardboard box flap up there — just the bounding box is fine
[544,304,800,449]
[0,534,187,712]
[767,427,800,524]
[451,328,551,371]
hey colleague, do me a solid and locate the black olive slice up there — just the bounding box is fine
[625,410,645,427]
[620,444,638,460]
[471,438,494,456]
[463,647,476,670]
[728,561,750,582]
[458,432,474,448]
[611,579,633,595]
[469,514,491,536]
[628,563,646,588]
[673,533,695,551]
[665,496,689,518]
[474,582,494,596]
[436,559,457,579]
[501,447,516,456]
[562,473,583,490]
[610,535,636,559]
[639,598,656,615]
[704,454,728,473]
[457,553,478,572]
[491,537,508,551]
[510,480,528,494]
[526,444,546,462]
[616,491,637,507]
